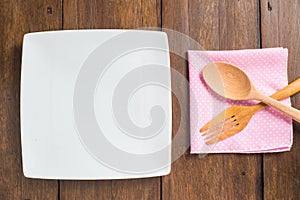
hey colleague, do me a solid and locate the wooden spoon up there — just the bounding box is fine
[202,62,300,123]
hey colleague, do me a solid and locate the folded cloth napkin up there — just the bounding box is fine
[188,48,293,153]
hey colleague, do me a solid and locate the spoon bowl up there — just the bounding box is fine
[203,62,254,100]
[202,62,300,123]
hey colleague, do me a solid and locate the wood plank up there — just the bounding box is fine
[261,0,300,199]
[0,0,61,199]
[61,1,161,199]
[111,178,160,200]
[162,0,262,199]
[63,0,161,29]
[60,181,111,200]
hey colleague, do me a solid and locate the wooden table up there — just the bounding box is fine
[1,0,299,199]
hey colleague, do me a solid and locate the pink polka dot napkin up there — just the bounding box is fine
[188,48,293,153]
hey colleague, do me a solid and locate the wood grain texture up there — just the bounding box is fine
[162,0,262,199]
[0,0,61,199]
[1,0,299,199]
[261,0,300,199]
[63,0,161,29]
[201,77,300,145]
[60,181,111,200]
[61,1,161,199]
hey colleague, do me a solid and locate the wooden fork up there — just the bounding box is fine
[200,78,300,145]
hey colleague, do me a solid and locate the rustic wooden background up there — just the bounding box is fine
[1,0,299,199]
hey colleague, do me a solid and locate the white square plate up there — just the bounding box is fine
[21,30,172,179]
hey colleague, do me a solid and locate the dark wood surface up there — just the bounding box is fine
[0,1,60,199]
[261,0,300,199]
[61,1,161,199]
[0,0,299,199]
[162,1,262,199]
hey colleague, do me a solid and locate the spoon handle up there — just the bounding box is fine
[255,91,300,123]
[253,77,300,110]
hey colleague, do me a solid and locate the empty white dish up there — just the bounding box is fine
[21,30,172,179]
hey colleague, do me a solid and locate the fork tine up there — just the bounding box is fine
[205,131,233,145]
[199,121,211,133]
[201,116,235,136]
[204,124,233,140]
[205,136,222,145]
[199,111,232,133]
[205,122,240,144]
[203,117,237,140]
[205,136,220,145]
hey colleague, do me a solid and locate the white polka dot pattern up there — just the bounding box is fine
[188,48,293,154]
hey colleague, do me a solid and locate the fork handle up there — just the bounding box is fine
[255,91,300,123]
[253,77,300,110]
[270,77,300,100]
